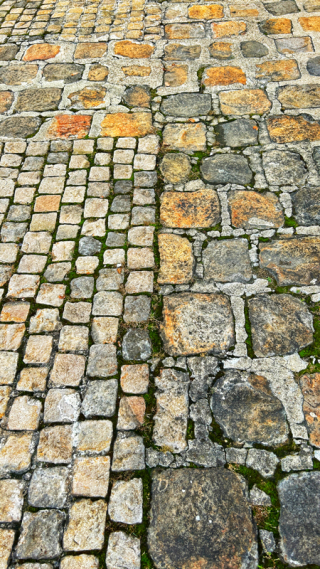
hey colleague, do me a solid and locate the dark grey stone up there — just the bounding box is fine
[262,150,307,185]
[188,356,219,401]
[148,469,258,569]
[123,295,151,323]
[122,328,152,361]
[15,88,62,112]
[211,370,289,445]
[111,195,131,212]
[106,232,126,247]
[292,187,320,225]
[249,294,314,357]
[278,471,320,565]
[264,0,299,14]
[313,147,320,174]
[185,439,226,467]
[201,154,252,186]
[78,236,102,256]
[216,119,258,147]
[0,44,19,60]
[203,239,252,283]
[307,56,320,75]
[114,180,132,194]
[28,467,69,508]
[47,152,69,164]
[161,93,211,117]
[82,379,118,418]
[70,276,94,298]
[134,171,157,187]
[240,41,269,58]
[15,510,65,559]
[0,116,41,138]
[43,63,84,83]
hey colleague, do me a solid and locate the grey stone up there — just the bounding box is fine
[248,294,314,357]
[216,119,258,147]
[262,150,307,186]
[122,328,152,361]
[190,399,212,425]
[203,239,252,283]
[82,379,118,418]
[15,510,65,560]
[106,232,126,247]
[63,500,107,552]
[87,344,117,377]
[250,485,272,506]
[281,447,313,471]
[240,41,269,58]
[131,206,155,225]
[123,295,151,323]
[226,447,248,465]
[114,180,132,194]
[307,56,320,75]
[112,432,145,471]
[292,187,320,225]
[16,88,62,112]
[111,196,131,213]
[78,237,101,256]
[43,63,84,83]
[44,389,81,423]
[201,155,252,185]
[246,449,279,478]
[211,370,289,446]
[0,117,41,138]
[96,269,124,291]
[108,479,143,524]
[260,530,276,554]
[0,44,19,60]
[148,469,258,569]
[92,291,123,316]
[28,467,69,508]
[160,94,211,117]
[314,147,320,175]
[44,263,71,282]
[134,171,157,187]
[146,448,160,468]
[264,0,299,14]
[185,439,226,467]
[278,471,320,565]
[63,302,91,324]
[164,43,201,60]
[1,222,28,242]
[47,152,69,164]
[22,157,44,171]
[188,356,219,401]
[106,532,140,569]
[71,277,94,299]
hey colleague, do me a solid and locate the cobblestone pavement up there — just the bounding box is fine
[2,0,320,568]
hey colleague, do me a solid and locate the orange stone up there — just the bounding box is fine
[101,112,153,137]
[260,18,292,34]
[0,91,14,113]
[208,42,233,59]
[74,42,107,59]
[34,195,61,212]
[229,7,259,16]
[164,63,188,86]
[255,59,300,81]
[158,234,194,284]
[47,115,92,139]
[163,123,206,152]
[203,66,246,86]
[267,115,320,143]
[114,40,154,58]
[188,4,224,19]
[88,64,109,81]
[165,23,205,39]
[122,65,151,76]
[160,190,220,228]
[68,86,106,109]
[300,373,320,447]
[212,21,246,38]
[299,16,320,30]
[23,43,60,61]
[219,89,271,115]
[229,190,284,229]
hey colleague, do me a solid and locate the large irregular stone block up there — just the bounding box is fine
[262,150,307,185]
[160,93,211,116]
[100,113,153,137]
[278,471,320,566]
[159,153,191,183]
[163,123,206,152]
[0,117,41,138]
[299,373,320,447]
[158,234,194,284]
[148,469,258,569]
[161,293,235,356]
[277,84,320,108]
[216,118,258,147]
[203,238,252,283]
[201,154,252,185]
[219,88,271,115]
[248,294,314,357]
[229,190,284,229]
[160,190,220,228]
[267,114,320,144]
[211,370,289,445]
[259,237,320,285]
[292,187,320,225]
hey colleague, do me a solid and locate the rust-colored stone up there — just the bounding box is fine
[68,86,106,109]
[34,195,61,213]
[219,89,271,115]
[160,190,220,228]
[260,18,292,34]
[23,43,60,61]
[230,7,259,16]
[114,40,154,58]
[163,123,206,152]
[122,65,151,76]
[299,16,320,30]
[88,64,109,81]
[0,91,13,113]
[267,115,320,143]
[74,43,107,59]
[256,59,300,81]
[277,85,320,109]
[164,64,188,86]
[212,21,246,37]
[188,4,223,19]
[208,42,233,59]
[158,234,194,285]
[47,115,92,139]
[203,66,246,86]
[100,112,153,137]
[300,373,320,448]
[229,190,284,230]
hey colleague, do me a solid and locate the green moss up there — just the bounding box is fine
[284,216,298,228]
[244,302,255,359]
[299,311,320,358]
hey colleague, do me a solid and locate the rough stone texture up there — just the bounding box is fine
[72,456,110,498]
[106,532,140,569]
[203,239,252,283]
[122,328,152,360]
[259,237,320,285]
[161,93,211,117]
[299,373,320,447]
[246,449,279,478]
[16,510,65,560]
[158,234,194,284]
[262,150,307,186]
[292,187,320,225]
[201,154,252,185]
[63,500,107,552]
[161,293,235,356]
[148,469,257,569]
[160,190,220,228]
[0,479,24,522]
[160,153,191,183]
[112,432,145,471]
[28,467,69,508]
[229,190,284,229]
[108,478,143,524]
[248,294,314,357]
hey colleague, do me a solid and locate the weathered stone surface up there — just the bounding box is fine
[50,353,85,387]
[108,478,143,524]
[88,64,109,81]
[123,295,150,323]
[219,89,271,115]
[0,433,34,476]
[212,20,247,37]
[112,432,145,471]
[259,237,320,285]
[248,294,314,357]
[61,555,99,569]
[122,328,152,360]
[7,395,42,430]
[75,420,113,454]
[0,529,15,569]
[163,123,206,152]
[267,115,320,143]
[278,472,320,565]
[209,41,233,59]
[106,532,140,569]
[117,396,145,430]
[114,40,154,58]
[188,4,224,18]
[0,45,19,60]
[47,115,92,139]
[260,17,292,34]
[72,456,110,498]
[299,373,320,447]
[37,425,73,464]
[161,293,234,356]
[262,150,307,185]
[0,479,24,522]
[246,449,279,478]
[211,370,289,445]
[148,469,257,569]
[241,41,269,57]
[28,467,69,508]
[203,239,252,283]
[0,64,38,85]
[44,389,80,423]
[0,117,41,138]
[16,510,65,560]
[160,153,191,183]
[229,190,284,229]
[158,234,194,284]
[23,44,60,61]
[216,118,258,147]
[161,93,211,117]
[292,187,320,225]
[160,190,220,228]
[164,43,201,60]
[101,113,153,137]
[120,364,149,394]
[164,63,188,86]
[201,154,252,185]
[278,84,320,109]
[82,379,118,418]
[276,36,313,54]
[87,344,117,377]
[74,43,107,59]
[256,59,300,81]
[16,88,62,112]
[203,66,246,86]
[307,56,320,75]
[123,85,150,107]
[63,500,107,552]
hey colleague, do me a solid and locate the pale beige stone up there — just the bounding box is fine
[17,255,47,274]
[72,456,110,497]
[0,323,25,350]
[0,433,34,476]
[125,271,154,293]
[76,257,99,274]
[37,425,73,464]
[0,386,11,418]
[75,420,113,454]
[120,364,149,394]
[29,309,61,333]
[24,335,53,364]
[52,241,75,262]
[7,275,40,299]
[63,500,107,551]
[117,396,146,430]
[0,479,24,522]
[0,351,18,385]
[60,555,99,569]
[108,478,143,524]
[17,368,48,392]
[91,317,119,344]
[50,353,86,387]
[58,326,89,351]
[7,396,42,431]
[127,248,154,269]
[1,302,30,323]
[0,529,15,569]
[36,284,66,307]
[128,226,154,246]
